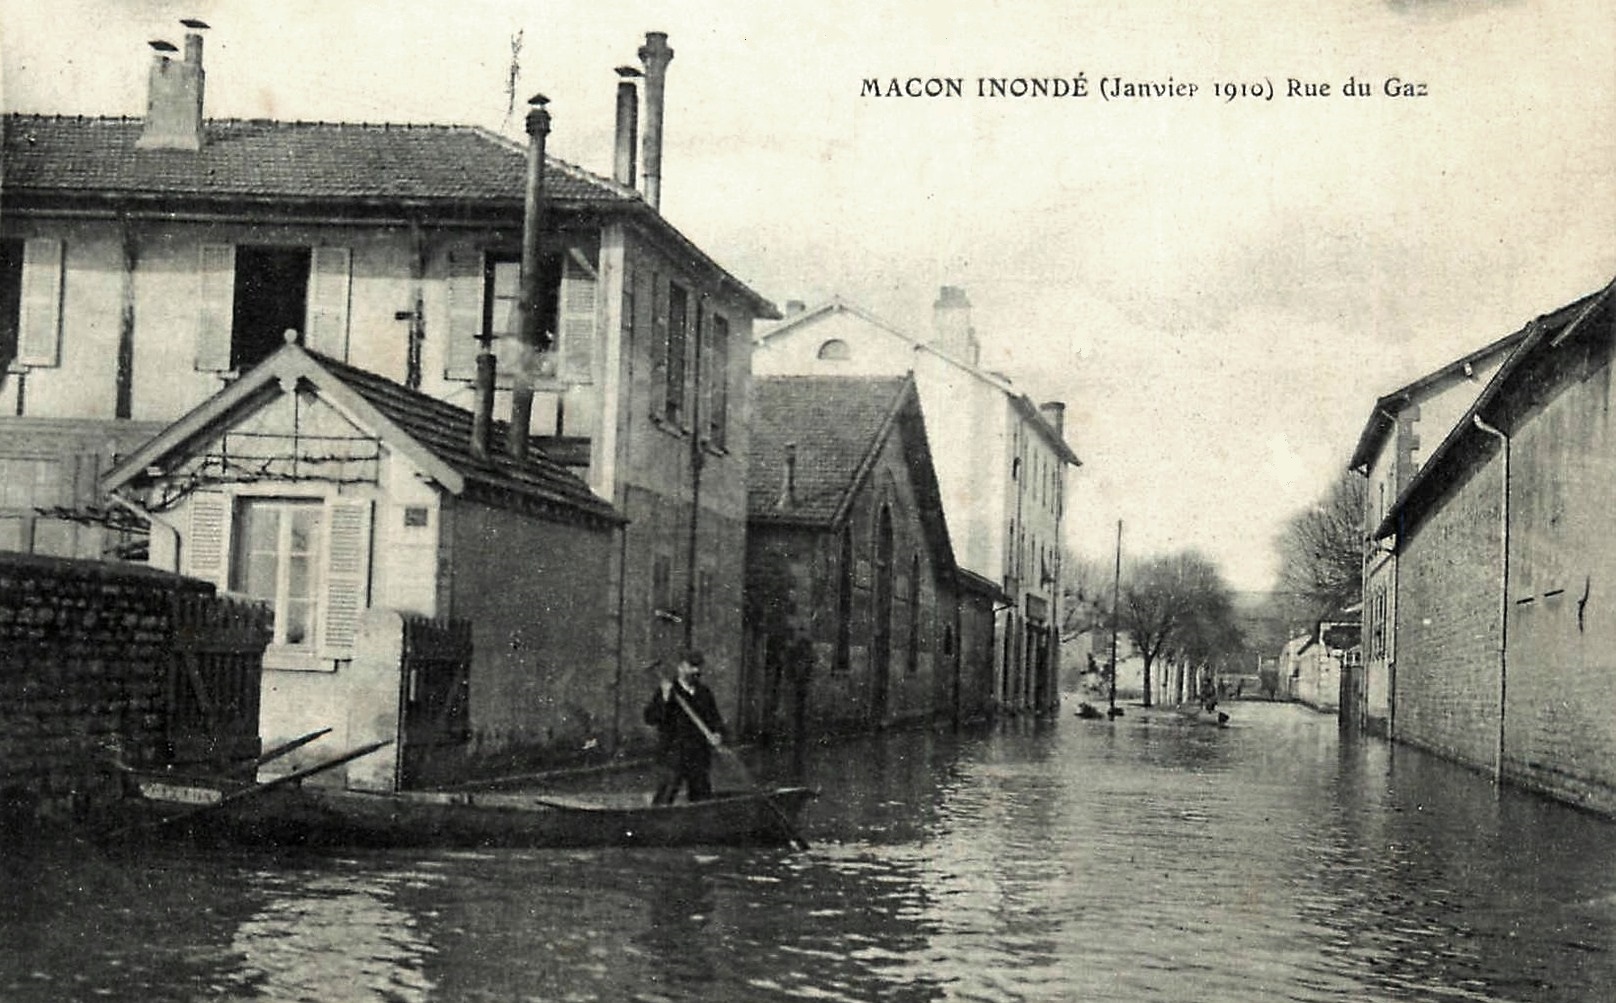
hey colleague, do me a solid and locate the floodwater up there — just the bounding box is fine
[4,701,1616,1002]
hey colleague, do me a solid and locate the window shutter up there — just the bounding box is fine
[185,492,233,590]
[16,238,64,368]
[559,250,597,383]
[444,250,484,379]
[305,246,352,361]
[320,498,372,659]
[195,244,236,371]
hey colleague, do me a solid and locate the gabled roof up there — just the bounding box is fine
[1374,277,1615,540]
[101,343,623,528]
[756,297,1079,465]
[2,115,631,208]
[1347,326,1530,472]
[748,374,956,572]
[1,114,778,319]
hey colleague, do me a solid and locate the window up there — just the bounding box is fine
[816,339,850,361]
[907,553,921,674]
[0,241,23,373]
[482,252,563,382]
[664,283,689,422]
[186,493,370,663]
[1,238,65,373]
[196,244,353,372]
[706,314,730,448]
[231,498,323,649]
[834,524,853,674]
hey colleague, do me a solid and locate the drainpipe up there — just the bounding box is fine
[507,94,552,462]
[682,295,706,649]
[1473,414,1510,784]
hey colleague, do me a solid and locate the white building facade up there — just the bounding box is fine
[753,288,1078,714]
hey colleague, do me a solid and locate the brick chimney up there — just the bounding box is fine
[613,67,641,188]
[637,32,674,210]
[137,27,206,151]
[1039,401,1067,439]
[931,286,980,366]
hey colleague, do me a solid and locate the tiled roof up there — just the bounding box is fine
[1,114,635,206]
[312,351,621,525]
[102,343,621,528]
[748,375,911,524]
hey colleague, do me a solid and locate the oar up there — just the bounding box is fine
[664,684,810,851]
[115,739,392,836]
[242,727,334,773]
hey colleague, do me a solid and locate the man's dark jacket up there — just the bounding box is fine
[644,680,726,767]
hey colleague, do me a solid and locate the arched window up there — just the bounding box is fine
[816,339,851,361]
[907,553,921,674]
[835,523,853,674]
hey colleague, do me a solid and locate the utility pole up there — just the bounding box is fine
[1108,519,1122,717]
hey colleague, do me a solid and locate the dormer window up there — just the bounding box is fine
[817,339,851,361]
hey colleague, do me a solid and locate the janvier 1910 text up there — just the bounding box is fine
[859,76,1429,101]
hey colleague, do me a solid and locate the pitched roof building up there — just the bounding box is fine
[743,374,1000,736]
[753,290,1076,716]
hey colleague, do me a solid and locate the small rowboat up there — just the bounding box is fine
[122,772,817,850]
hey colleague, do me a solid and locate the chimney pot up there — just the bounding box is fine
[137,30,206,151]
[931,285,980,366]
[613,68,639,188]
[637,31,674,210]
[1039,401,1067,440]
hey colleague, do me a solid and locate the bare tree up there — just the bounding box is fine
[1116,551,1241,707]
[1274,471,1366,625]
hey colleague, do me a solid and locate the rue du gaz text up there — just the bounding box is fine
[859,75,1429,101]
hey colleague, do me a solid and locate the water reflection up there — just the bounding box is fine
[229,867,437,1002]
[3,703,1615,1002]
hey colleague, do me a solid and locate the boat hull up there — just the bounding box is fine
[123,781,816,850]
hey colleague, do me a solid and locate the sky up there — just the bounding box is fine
[4,0,1613,591]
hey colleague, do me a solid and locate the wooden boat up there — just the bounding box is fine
[119,763,816,849]
[227,785,817,849]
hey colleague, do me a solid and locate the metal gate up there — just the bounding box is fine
[399,615,472,787]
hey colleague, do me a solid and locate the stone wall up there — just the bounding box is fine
[0,553,212,826]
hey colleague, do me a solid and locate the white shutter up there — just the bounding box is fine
[320,498,372,659]
[16,238,64,368]
[185,492,233,590]
[444,250,484,379]
[559,249,597,383]
[195,244,236,371]
[305,246,352,360]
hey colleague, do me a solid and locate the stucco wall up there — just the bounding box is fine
[444,498,615,767]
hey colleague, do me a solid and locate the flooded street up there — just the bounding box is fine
[5,701,1616,1002]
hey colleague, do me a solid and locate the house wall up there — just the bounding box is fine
[955,583,999,723]
[754,308,1069,715]
[444,498,615,770]
[0,209,619,550]
[601,230,757,738]
[1498,325,1616,814]
[1358,351,1510,736]
[742,434,959,738]
[1395,450,1504,773]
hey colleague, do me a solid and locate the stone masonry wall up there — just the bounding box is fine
[0,553,213,826]
[1395,453,1504,773]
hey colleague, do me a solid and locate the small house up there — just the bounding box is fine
[102,342,623,789]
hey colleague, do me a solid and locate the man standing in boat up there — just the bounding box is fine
[645,650,729,804]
